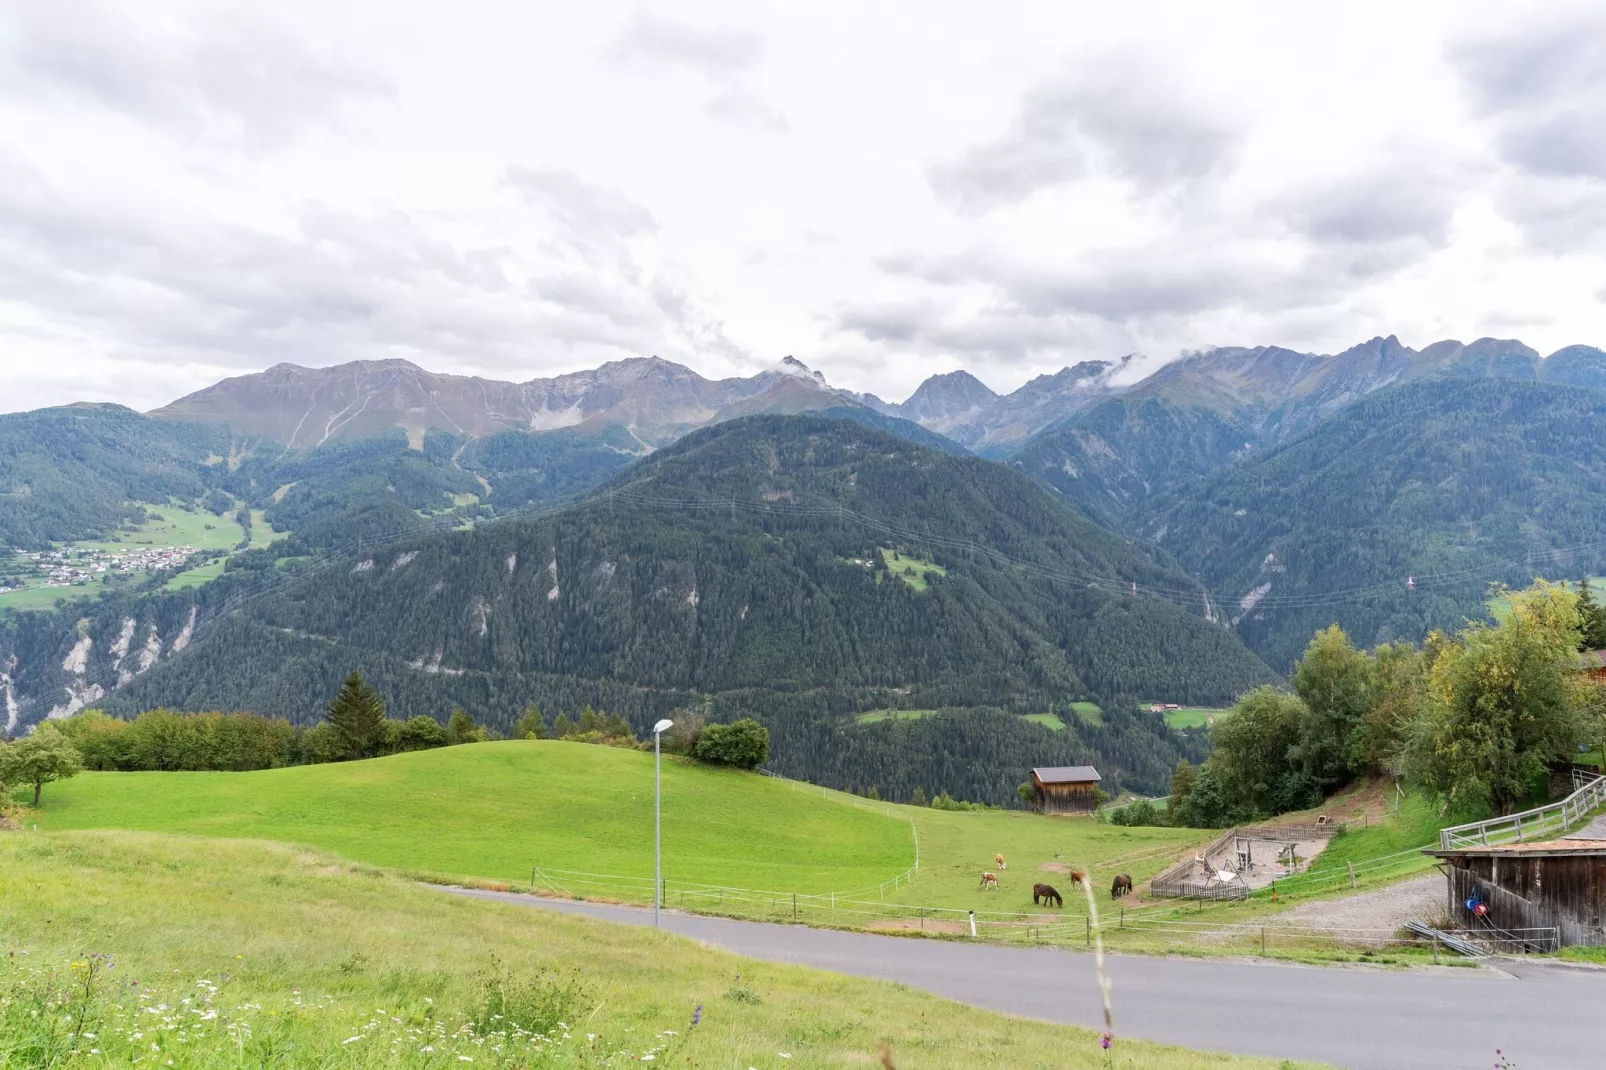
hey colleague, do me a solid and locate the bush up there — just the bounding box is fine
[929,791,998,812]
[692,718,769,769]
[394,715,450,751]
[59,709,293,772]
[1108,798,1167,827]
[296,722,347,765]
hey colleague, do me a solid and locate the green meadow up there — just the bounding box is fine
[31,742,913,895]
[27,742,1210,929]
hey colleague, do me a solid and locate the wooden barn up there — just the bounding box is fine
[1579,649,1606,685]
[1428,839,1606,947]
[1030,765,1102,815]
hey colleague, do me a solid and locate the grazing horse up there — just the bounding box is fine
[1067,869,1085,888]
[980,871,999,890]
[995,853,1007,870]
[1032,883,1063,908]
[1110,873,1133,899]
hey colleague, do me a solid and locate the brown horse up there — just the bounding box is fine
[1068,869,1085,888]
[1110,873,1133,898]
[1032,883,1063,908]
[980,871,999,890]
[995,853,1007,870]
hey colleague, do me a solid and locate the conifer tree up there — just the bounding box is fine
[514,704,545,740]
[447,708,479,745]
[325,671,386,760]
[1579,578,1606,651]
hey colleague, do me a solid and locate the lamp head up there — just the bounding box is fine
[653,718,674,735]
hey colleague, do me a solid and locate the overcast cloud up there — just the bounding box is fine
[1,0,1603,413]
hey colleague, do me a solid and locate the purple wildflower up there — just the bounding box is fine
[1100,1033,1113,1050]
[691,1004,702,1028]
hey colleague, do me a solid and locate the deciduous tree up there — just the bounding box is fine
[1406,581,1599,815]
[3,722,84,806]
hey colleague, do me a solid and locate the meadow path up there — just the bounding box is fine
[444,887,1606,1070]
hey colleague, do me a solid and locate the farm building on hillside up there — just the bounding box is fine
[1030,765,1101,815]
[1428,839,1606,948]
[1579,649,1606,685]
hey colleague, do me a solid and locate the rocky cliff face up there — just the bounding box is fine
[150,355,861,448]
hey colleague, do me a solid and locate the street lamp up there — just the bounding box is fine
[653,718,674,927]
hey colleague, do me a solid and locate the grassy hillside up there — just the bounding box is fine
[26,742,1208,922]
[32,742,914,894]
[0,831,1306,1068]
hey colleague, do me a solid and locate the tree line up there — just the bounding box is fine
[3,671,770,805]
[1116,579,1606,829]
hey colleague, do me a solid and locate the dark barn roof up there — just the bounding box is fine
[1032,765,1102,784]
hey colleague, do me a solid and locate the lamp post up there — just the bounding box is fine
[653,718,674,927]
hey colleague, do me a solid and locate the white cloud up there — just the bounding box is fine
[1,0,1604,415]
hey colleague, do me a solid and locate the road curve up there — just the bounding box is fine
[441,888,1606,1070]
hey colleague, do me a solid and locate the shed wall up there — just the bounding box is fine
[1446,854,1606,947]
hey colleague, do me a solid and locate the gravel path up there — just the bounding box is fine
[1272,872,1445,936]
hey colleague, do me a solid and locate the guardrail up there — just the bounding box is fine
[1438,772,1606,850]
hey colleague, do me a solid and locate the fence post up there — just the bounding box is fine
[1432,935,1439,963]
[1260,927,1265,955]
[919,907,924,931]
[792,893,797,919]
[1119,908,1123,930]
[970,911,978,938]
[1347,862,1356,890]
[1085,917,1091,947]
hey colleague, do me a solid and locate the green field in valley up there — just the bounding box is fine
[878,547,946,591]
[1024,712,1066,731]
[0,832,1306,1069]
[1069,700,1104,726]
[0,503,246,612]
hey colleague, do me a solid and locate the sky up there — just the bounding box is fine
[2,0,1605,414]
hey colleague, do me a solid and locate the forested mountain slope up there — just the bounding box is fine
[3,416,1275,794]
[0,405,235,548]
[1011,337,1606,527]
[1150,378,1606,669]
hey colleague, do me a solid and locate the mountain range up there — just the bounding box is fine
[8,331,1606,800]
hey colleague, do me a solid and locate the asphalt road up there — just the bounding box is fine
[442,888,1606,1069]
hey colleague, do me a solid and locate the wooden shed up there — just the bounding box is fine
[1579,649,1606,685]
[1030,765,1101,815]
[1428,839,1606,947]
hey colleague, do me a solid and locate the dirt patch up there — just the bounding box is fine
[1271,873,1444,944]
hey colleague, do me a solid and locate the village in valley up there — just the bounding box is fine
[0,543,200,592]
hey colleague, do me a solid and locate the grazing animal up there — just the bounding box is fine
[1068,869,1085,887]
[1032,883,1063,908]
[980,871,999,890]
[1111,873,1133,899]
[995,853,1007,870]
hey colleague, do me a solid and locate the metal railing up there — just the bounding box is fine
[1438,772,1606,850]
